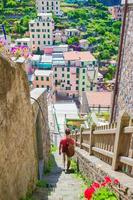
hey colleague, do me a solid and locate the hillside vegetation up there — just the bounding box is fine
[0,0,36,38]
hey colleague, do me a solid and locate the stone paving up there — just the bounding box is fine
[32,153,83,200]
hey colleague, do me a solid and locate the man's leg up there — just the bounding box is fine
[67,156,71,172]
[63,153,66,169]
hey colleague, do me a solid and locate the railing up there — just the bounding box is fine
[72,111,133,177]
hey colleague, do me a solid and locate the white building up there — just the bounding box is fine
[79,39,89,50]
[15,38,31,49]
[29,13,54,51]
[36,0,61,15]
[65,29,80,38]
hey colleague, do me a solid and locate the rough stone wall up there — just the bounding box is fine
[31,89,51,167]
[113,4,133,120]
[75,148,133,200]
[0,54,38,200]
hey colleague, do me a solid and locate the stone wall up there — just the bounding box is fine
[113,2,133,120]
[75,147,133,199]
[31,88,51,176]
[0,53,50,199]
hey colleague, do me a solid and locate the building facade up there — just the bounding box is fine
[108,6,122,20]
[36,0,61,15]
[33,69,53,90]
[53,51,97,97]
[29,13,54,51]
[15,38,31,49]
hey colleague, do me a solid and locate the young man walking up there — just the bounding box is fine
[59,128,75,172]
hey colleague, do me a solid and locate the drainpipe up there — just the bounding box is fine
[110,0,128,123]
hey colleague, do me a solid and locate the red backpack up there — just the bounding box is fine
[66,139,75,157]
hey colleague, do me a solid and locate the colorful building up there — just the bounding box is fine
[31,54,52,70]
[36,0,61,15]
[53,51,97,97]
[33,69,53,90]
[29,13,54,51]
[108,5,122,20]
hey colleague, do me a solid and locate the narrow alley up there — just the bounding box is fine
[32,152,83,200]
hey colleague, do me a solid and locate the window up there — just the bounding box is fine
[82,81,85,85]
[55,68,57,71]
[62,84,64,87]
[55,74,57,77]
[43,23,45,26]
[30,24,34,27]
[81,61,84,66]
[82,88,85,91]
[37,23,39,26]
[42,85,44,88]
[62,74,64,77]
[38,35,40,38]
[48,34,50,38]
[47,29,50,32]
[67,74,70,78]
[42,7,44,10]
[62,68,64,71]
[67,80,70,84]
[76,80,79,84]
[83,76,85,79]
[36,85,39,88]
[83,69,86,73]
[46,77,49,81]
[47,23,50,26]
[38,41,40,44]
[67,68,70,72]
[36,29,40,32]
[36,76,38,81]
[33,41,35,44]
[43,34,45,38]
[44,41,46,44]
[76,68,79,73]
[41,77,44,81]
[23,43,27,46]
[48,41,51,45]
[76,87,79,90]
[47,86,50,90]
[31,29,35,32]
[42,1,44,4]
[55,80,57,85]
[32,35,34,38]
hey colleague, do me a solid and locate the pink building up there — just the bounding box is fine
[53,51,97,97]
[108,6,122,20]
[33,69,53,91]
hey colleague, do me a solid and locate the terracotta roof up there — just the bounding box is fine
[86,92,112,107]
[64,51,96,61]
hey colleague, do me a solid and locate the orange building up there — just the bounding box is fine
[33,69,53,91]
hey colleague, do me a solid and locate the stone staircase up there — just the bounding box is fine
[32,153,83,200]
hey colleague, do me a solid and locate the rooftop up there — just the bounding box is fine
[65,28,79,32]
[41,54,52,63]
[37,13,52,17]
[64,51,96,62]
[15,38,30,42]
[34,69,53,76]
[85,91,112,107]
[30,88,47,104]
